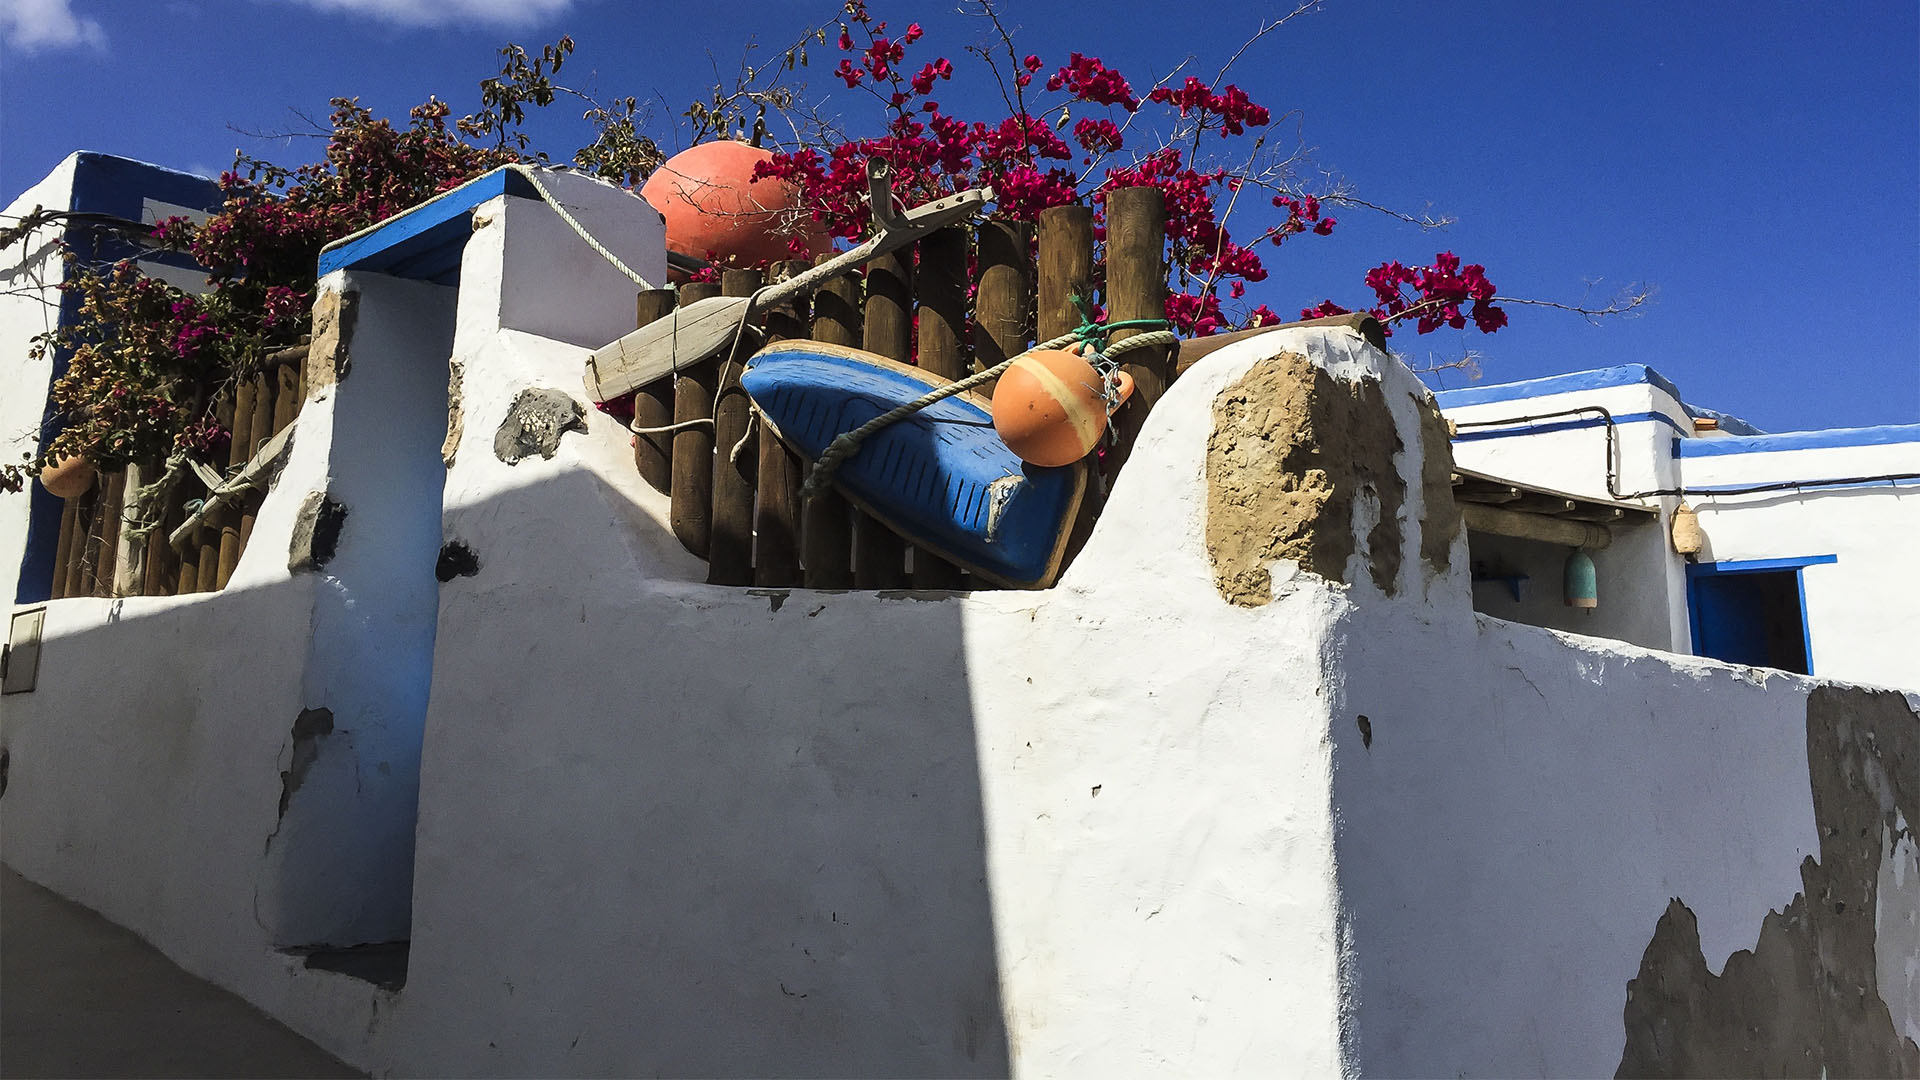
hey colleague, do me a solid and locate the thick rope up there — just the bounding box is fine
[799,320,1175,501]
[509,165,657,290]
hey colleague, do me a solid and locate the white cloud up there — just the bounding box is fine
[273,0,582,28]
[0,0,107,53]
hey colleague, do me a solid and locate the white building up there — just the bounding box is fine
[2,153,1915,1077]
[1437,365,1919,690]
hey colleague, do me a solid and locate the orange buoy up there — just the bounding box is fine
[39,454,95,499]
[991,347,1134,467]
[640,141,826,268]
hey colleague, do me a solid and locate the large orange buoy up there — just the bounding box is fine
[39,454,95,499]
[992,347,1134,467]
[640,141,826,268]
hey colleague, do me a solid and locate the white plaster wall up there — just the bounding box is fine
[257,270,456,947]
[1327,596,1831,1076]
[1,155,79,602]
[1682,440,1920,689]
[374,230,1374,1076]
[0,388,390,1060]
[1442,380,1684,502]
[488,171,668,350]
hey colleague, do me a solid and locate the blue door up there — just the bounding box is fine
[1686,556,1832,676]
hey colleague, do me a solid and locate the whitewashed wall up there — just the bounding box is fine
[1,157,80,605]
[4,176,1912,1077]
[1680,433,1920,689]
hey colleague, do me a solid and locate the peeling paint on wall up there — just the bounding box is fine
[287,492,347,572]
[1617,686,1920,1078]
[276,707,334,823]
[1205,350,1405,605]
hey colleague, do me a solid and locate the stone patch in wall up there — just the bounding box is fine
[1616,686,1920,1078]
[1205,350,1406,606]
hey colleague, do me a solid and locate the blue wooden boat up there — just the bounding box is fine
[742,341,1089,589]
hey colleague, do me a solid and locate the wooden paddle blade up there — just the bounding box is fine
[584,294,757,401]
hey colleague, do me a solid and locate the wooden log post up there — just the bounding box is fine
[802,256,859,589]
[670,281,722,559]
[911,227,970,589]
[273,356,302,435]
[214,377,256,590]
[141,479,179,598]
[708,268,763,586]
[112,460,148,597]
[67,485,98,599]
[754,260,808,587]
[630,288,676,492]
[91,470,126,598]
[973,219,1033,397]
[857,248,913,589]
[1103,187,1172,477]
[1038,205,1101,560]
[50,496,79,600]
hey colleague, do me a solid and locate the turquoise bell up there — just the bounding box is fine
[1564,549,1597,609]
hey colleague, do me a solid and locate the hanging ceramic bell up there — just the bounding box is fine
[991,347,1134,467]
[1564,549,1597,609]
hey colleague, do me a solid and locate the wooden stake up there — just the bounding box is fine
[51,495,78,600]
[670,281,721,559]
[1037,205,1095,345]
[708,268,763,586]
[1103,187,1171,476]
[857,248,912,589]
[802,255,858,589]
[631,288,676,492]
[68,486,98,599]
[973,219,1033,398]
[754,261,808,587]
[1038,205,1101,561]
[911,227,969,589]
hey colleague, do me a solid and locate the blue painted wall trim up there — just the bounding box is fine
[1686,554,1832,676]
[16,154,223,605]
[1684,476,1920,496]
[314,167,536,281]
[1449,409,1689,443]
[1687,554,1837,576]
[1432,363,1688,409]
[1676,423,1920,458]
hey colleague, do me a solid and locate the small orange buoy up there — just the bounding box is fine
[39,454,95,499]
[639,141,826,268]
[991,347,1134,467]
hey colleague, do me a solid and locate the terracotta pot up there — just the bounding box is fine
[991,347,1135,467]
[39,454,95,499]
[640,141,826,268]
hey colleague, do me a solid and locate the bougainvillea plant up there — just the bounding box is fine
[7,2,1641,493]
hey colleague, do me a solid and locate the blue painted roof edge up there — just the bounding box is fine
[1432,363,1687,410]
[315,167,535,278]
[1682,404,1765,436]
[1677,423,1920,457]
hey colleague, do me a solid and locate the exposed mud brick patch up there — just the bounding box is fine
[287,492,347,572]
[1415,395,1461,575]
[494,387,587,465]
[1617,686,1920,1077]
[441,358,464,467]
[1205,350,1405,606]
[306,288,358,393]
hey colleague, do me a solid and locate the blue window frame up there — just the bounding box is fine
[1686,555,1835,676]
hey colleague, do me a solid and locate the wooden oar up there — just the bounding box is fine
[584,160,994,402]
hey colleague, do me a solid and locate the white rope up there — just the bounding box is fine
[508,165,658,290]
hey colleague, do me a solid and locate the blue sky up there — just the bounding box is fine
[4,0,1914,432]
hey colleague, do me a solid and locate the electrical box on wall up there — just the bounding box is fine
[3,607,45,694]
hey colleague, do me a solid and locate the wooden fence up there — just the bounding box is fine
[632,188,1175,590]
[44,341,308,600]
